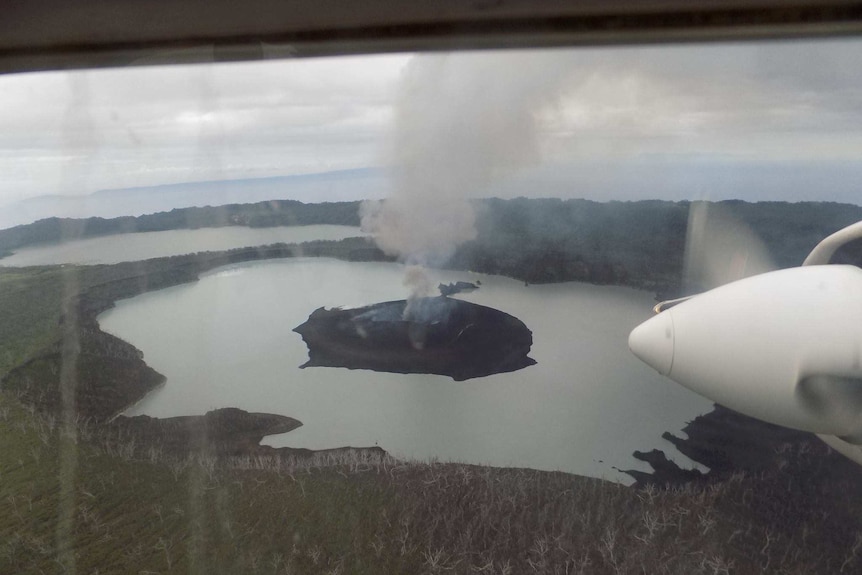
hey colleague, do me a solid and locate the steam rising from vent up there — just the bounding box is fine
[361,52,573,307]
[403,264,434,299]
[401,264,436,319]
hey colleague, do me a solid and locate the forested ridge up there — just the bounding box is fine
[3,197,861,296]
[0,199,362,256]
[451,198,862,294]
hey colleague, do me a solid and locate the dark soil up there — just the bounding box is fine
[294,297,536,381]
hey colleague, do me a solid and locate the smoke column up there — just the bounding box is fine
[361,51,574,309]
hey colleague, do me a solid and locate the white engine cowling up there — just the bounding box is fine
[629,265,862,440]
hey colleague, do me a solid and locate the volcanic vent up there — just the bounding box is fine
[293,296,535,381]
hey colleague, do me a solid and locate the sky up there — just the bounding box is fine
[1,37,861,211]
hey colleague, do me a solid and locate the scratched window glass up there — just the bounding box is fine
[1,40,861,574]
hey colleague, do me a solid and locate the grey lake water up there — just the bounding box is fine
[0,225,363,266]
[97,256,713,483]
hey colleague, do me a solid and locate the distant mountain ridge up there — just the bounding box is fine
[5,159,862,230]
[86,168,382,198]
[1,168,388,230]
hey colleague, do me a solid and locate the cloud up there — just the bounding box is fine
[0,54,408,202]
[0,38,861,209]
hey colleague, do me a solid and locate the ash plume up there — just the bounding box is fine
[361,51,574,308]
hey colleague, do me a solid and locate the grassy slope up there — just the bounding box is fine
[0,267,66,378]
[0,395,401,574]
[4,393,862,575]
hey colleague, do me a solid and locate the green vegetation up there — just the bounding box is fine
[0,267,67,378]
[2,199,862,573]
[1,237,387,420]
[451,199,862,293]
[0,199,361,254]
[0,395,396,574]
[4,198,861,299]
[3,393,862,574]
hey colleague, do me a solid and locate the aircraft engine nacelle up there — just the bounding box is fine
[629,265,862,442]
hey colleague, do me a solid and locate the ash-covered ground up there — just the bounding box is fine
[294,296,536,381]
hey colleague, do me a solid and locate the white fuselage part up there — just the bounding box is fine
[630,265,862,438]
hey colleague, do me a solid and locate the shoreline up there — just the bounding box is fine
[0,242,740,482]
[3,237,838,486]
[622,404,859,487]
[1,238,393,462]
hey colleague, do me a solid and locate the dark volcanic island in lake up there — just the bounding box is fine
[293,296,536,381]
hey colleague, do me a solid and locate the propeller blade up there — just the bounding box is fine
[683,201,776,291]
